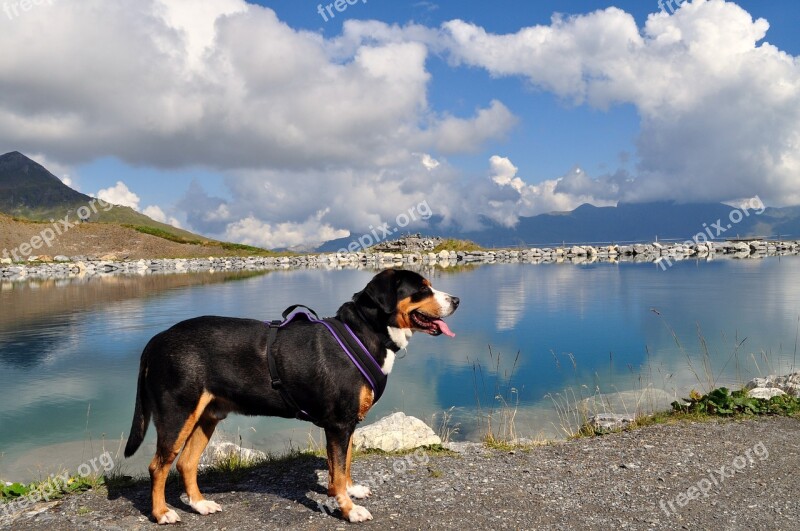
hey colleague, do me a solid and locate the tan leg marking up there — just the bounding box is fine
[358,385,374,421]
[345,432,372,500]
[327,431,372,522]
[177,413,221,515]
[149,391,214,525]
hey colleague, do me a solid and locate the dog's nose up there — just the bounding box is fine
[451,296,460,309]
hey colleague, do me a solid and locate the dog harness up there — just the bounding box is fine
[265,305,388,424]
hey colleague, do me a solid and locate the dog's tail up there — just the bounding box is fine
[124,349,152,458]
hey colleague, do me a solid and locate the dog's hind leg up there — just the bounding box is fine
[326,426,372,523]
[149,391,215,525]
[345,434,372,499]
[177,413,221,516]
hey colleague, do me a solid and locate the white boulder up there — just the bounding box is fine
[353,412,441,452]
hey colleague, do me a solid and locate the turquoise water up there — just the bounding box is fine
[2,259,799,480]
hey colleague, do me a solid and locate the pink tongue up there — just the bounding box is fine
[433,319,455,338]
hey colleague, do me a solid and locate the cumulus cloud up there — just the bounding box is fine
[479,156,616,227]
[0,1,513,170]
[441,0,800,206]
[225,210,349,250]
[143,205,182,228]
[97,181,140,210]
[96,181,180,227]
[178,153,461,245]
[5,0,800,247]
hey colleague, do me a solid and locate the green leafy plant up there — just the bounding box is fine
[1,482,31,500]
[672,387,800,416]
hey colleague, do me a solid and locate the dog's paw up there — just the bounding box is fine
[156,509,181,525]
[347,504,373,523]
[347,484,372,499]
[190,499,222,515]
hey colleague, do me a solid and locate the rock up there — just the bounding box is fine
[570,246,587,256]
[732,241,751,252]
[745,372,800,396]
[747,388,786,400]
[353,412,441,452]
[0,257,11,265]
[200,441,267,469]
[53,255,70,262]
[586,413,635,432]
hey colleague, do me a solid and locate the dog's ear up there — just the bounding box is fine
[357,269,397,314]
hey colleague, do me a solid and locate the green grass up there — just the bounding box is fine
[1,472,104,503]
[352,444,457,459]
[218,242,282,256]
[432,238,483,253]
[672,387,800,416]
[569,387,800,440]
[125,225,206,245]
[125,225,280,256]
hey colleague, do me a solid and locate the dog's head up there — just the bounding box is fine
[355,269,459,337]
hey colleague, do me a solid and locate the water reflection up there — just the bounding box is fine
[1,259,800,481]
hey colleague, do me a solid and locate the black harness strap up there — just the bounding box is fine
[265,305,388,424]
[266,317,317,424]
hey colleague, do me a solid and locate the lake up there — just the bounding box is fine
[2,258,799,481]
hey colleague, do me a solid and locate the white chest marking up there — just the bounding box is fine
[382,349,396,374]
[384,326,411,374]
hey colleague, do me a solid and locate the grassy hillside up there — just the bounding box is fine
[0,151,275,255]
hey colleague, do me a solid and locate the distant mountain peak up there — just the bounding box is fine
[0,151,90,217]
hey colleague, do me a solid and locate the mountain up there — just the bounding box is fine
[458,202,762,247]
[0,151,216,245]
[319,200,800,251]
[0,151,94,218]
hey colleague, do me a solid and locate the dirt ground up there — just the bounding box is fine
[0,215,235,260]
[2,416,798,530]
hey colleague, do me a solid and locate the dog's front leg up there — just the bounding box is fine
[325,426,372,523]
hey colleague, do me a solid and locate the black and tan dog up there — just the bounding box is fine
[124,269,459,524]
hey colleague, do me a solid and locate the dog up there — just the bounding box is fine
[124,268,459,524]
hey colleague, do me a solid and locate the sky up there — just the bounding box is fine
[1,0,799,248]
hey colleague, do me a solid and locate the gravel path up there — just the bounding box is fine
[3,416,798,530]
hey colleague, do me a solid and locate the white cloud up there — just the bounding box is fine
[5,1,800,247]
[143,205,182,228]
[441,1,800,207]
[97,181,140,210]
[420,153,440,171]
[0,1,513,170]
[225,209,349,249]
[481,156,617,227]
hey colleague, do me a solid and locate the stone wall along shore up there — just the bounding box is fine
[1,239,799,281]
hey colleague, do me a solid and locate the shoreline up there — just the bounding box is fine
[2,416,799,529]
[2,239,799,281]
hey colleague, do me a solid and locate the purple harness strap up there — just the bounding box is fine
[281,309,385,393]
